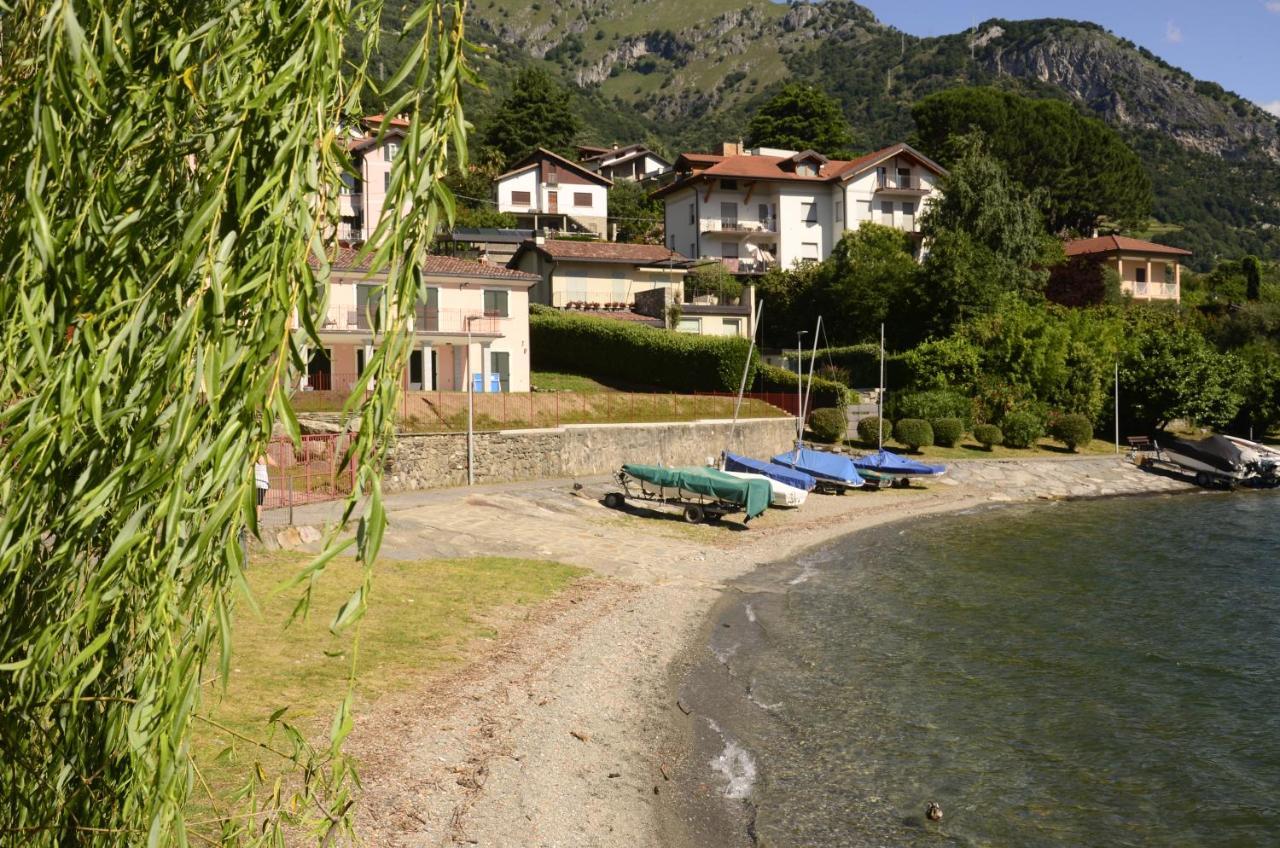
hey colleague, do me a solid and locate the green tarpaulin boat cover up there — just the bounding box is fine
[621,464,772,520]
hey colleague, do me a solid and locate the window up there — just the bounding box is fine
[880,199,894,224]
[546,165,559,186]
[490,351,511,392]
[419,286,440,331]
[573,191,593,208]
[834,200,843,222]
[720,201,738,228]
[483,289,509,318]
[857,199,872,220]
[897,167,911,189]
[720,179,738,190]
[340,173,358,195]
[758,203,771,229]
[511,190,532,206]
[721,319,742,337]
[1135,266,1147,284]
[877,166,888,188]
[796,162,816,177]
[384,141,399,161]
[383,172,390,193]
[677,318,701,334]
[722,242,740,259]
[801,242,819,261]
[801,202,817,225]
[688,204,696,225]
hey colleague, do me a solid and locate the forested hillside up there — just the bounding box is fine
[369,0,1280,266]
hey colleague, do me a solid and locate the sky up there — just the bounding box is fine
[856,1,1280,116]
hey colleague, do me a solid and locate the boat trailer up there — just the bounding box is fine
[605,469,739,524]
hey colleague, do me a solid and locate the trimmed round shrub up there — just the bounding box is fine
[1001,410,1043,449]
[808,408,847,444]
[974,424,1003,450]
[931,417,964,448]
[893,418,934,452]
[856,415,891,445]
[1050,413,1094,452]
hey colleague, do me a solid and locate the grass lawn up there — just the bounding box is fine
[190,552,584,811]
[842,436,1121,461]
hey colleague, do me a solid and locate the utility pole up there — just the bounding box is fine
[466,315,481,485]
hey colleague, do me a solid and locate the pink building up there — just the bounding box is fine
[303,249,538,394]
[1063,235,1191,302]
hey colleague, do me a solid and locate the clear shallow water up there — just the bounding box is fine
[693,492,1280,847]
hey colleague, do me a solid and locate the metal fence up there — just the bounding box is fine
[262,433,355,517]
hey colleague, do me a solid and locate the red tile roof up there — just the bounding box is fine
[496,148,613,187]
[525,239,689,265]
[656,143,945,197]
[321,246,539,282]
[1064,235,1192,258]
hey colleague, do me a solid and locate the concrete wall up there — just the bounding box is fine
[383,416,798,492]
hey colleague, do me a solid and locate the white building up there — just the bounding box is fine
[495,148,611,237]
[655,141,947,274]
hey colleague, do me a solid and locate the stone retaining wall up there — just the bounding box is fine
[384,417,799,492]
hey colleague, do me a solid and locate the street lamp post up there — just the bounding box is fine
[795,329,809,442]
[465,314,482,486]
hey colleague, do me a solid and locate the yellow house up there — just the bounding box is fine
[1063,235,1192,303]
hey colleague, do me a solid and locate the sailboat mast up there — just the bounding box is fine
[728,300,764,451]
[878,323,885,452]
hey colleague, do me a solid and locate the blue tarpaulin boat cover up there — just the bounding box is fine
[724,452,817,492]
[852,449,946,477]
[771,447,864,487]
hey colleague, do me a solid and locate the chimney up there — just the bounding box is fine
[716,141,741,157]
[534,229,546,246]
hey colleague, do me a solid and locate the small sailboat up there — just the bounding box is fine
[771,445,865,494]
[855,323,945,489]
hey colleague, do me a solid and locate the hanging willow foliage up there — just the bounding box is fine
[0,0,470,843]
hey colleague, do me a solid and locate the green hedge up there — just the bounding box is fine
[756,363,847,410]
[1002,410,1044,448]
[856,415,891,444]
[800,344,911,388]
[1049,413,1093,451]
[530,307,755,393]
[887,389,975,429]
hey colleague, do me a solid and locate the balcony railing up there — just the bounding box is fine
[875,174,926,192]
[317,306,501,335]
[1132,282,1178,299]
[701,218,777,235]
[337,221,363,242]
[717,257,775,275]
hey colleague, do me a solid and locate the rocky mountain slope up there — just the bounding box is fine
[414,0,1280,262]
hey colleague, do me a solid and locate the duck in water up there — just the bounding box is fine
[926,802,943,822]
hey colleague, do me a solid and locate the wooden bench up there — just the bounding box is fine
[1126,435,1154,462]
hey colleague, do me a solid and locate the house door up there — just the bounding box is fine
[356,347,366,377]
[547,190,558,213]
[307,347,332,390]
[409,350,423,389]
[430,349,439,391]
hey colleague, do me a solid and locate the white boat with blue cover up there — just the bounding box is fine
[852,449,946,488]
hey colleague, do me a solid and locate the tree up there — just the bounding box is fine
[916,135,1062,336]
[1243,255,1263,301]
[0,0,467,843]
[482,67,580,166]
[912,87,1152,234]
[747,83,853,154]
[1118,315,1243,431]
[608,180,664,243]
[819,224,920,344]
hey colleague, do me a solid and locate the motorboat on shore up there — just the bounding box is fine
[721,451,814,507]
[771,445,865,494]
[852,448,946,489]
[720,469,809,507]
[1154,435,1273,489]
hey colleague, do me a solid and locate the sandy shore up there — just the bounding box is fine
[291,457,1193,846]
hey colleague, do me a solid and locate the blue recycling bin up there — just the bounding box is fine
[472,372,484,393]
[489,373,501,393]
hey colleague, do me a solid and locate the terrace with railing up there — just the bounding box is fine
[317,306,501,335]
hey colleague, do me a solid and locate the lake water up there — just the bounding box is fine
[683,491,1280,847]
